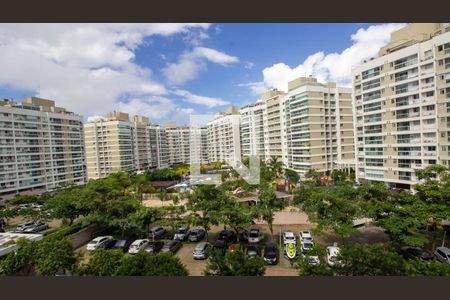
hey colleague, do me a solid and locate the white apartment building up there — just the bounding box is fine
[0,97,86,196]
[240,101,267,160]
[353,23,450,188]
[84,112,169,180]
[165,123,191,165]
[283,76,355,177]
[207,106,241,164]
[261,89,286,162]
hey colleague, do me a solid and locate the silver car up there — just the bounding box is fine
[23,221,48,233]
[193,242,210,260]
[435,247,450,264]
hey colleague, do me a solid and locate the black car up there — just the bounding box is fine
[213,239,228,254]
[218,229,237,243]
[161,240,182,254]
[263,242,279,265]
[247,244,260,259]
[144,241,164,254]
[109,239,133,252]
[188,228,206,242]
[400,246,434,262]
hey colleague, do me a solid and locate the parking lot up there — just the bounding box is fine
[75,212,390,276]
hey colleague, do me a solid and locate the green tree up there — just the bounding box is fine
[9,194,39,205]
[77,248,124,276]
[294,184,359,245]
[267,156,284,179]
[186,185,226,241]
[257,181,284,237]
[0,238,37,275]
[114,252,188,276]
[204,247,265,276]
[34,237,79,275]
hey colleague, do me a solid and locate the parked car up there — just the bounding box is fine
[30,202,44,209]
[173,226,190,241]
[86,236,114,251]
[188,228,206,242]
[326,244,341,266]
[263,242,279,265]
[299,230,313,243]
[23,221,48,233]
[213,239,228,254]
[305,255,320,266]
[110,239,133,252]
[246,199,258,206]
[16,221,37,232]
[144,241,164,254]
[161,240,182,254]
[218,229,237,243]
[193,242,210,260]
[247,244,260,259]
[128,239,150,254]
[283,231,296,245]
[247,228,264,244]
[149,226,166,239]
[300,240,314,254]
[400,246,434,262]
[435,247,450,264]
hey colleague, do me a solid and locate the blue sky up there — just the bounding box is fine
[0,23,406,124]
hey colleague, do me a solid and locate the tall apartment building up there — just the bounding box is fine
[207,106,241,164]
[0,97,86,196]
[84,112,135,180]
[239,101,267,160]
[84,112,169,180]
[283,76,355,176]
[353,23,450,188]
[165,123,191,165]
[261,89,286,162]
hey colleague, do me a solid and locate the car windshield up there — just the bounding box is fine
[177,228,187,234]
[304,243,313,248]
[189,231,198,235]
[285,235,294,240]
[249,231,259,237]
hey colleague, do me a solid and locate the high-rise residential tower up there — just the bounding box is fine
[0,97,86,196]
[261,89,286,162]
[353,23,450,188]
[283,76,355,176]
[207,106,241,164]
[239,101,267,160]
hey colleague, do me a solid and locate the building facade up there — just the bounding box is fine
[165,123,191,165]
[353,23,450,188]
[283,76,355,176]
[0,97,86,196]
[261,89,286,162]
[84,112,169,180]
[207,106,242,164]
[239,101,267,160]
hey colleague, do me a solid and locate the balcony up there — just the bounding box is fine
[423,151,437,157]
[397,112,420,119]
[398,151,421,156]
[423,124,436,130]
[422,110,435,116]
[394,59,418,70]
[422,83,435,89]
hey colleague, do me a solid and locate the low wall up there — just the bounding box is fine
[69,224,99,249]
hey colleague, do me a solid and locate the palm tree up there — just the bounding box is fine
[267,156,284,179]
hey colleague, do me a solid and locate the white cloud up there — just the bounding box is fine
[244,23,407,93]
[236,82,267,96]
[162,46,239,85]
[244,61,255,70]
[173,89,230,108]
[0,23,210,118]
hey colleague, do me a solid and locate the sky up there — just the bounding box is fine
[0,23,407,125]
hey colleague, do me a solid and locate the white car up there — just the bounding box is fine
[300,240,314,253]
[299,230,313,243]
[128,239,149,254]
[326,244,341,266]
[16,221,36,232]
[305,255,320,266]
[173,226,190,241]
[435,247,450,264]
[247,228,264,244]
[86,236,114,251]
[283,231,296,245]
